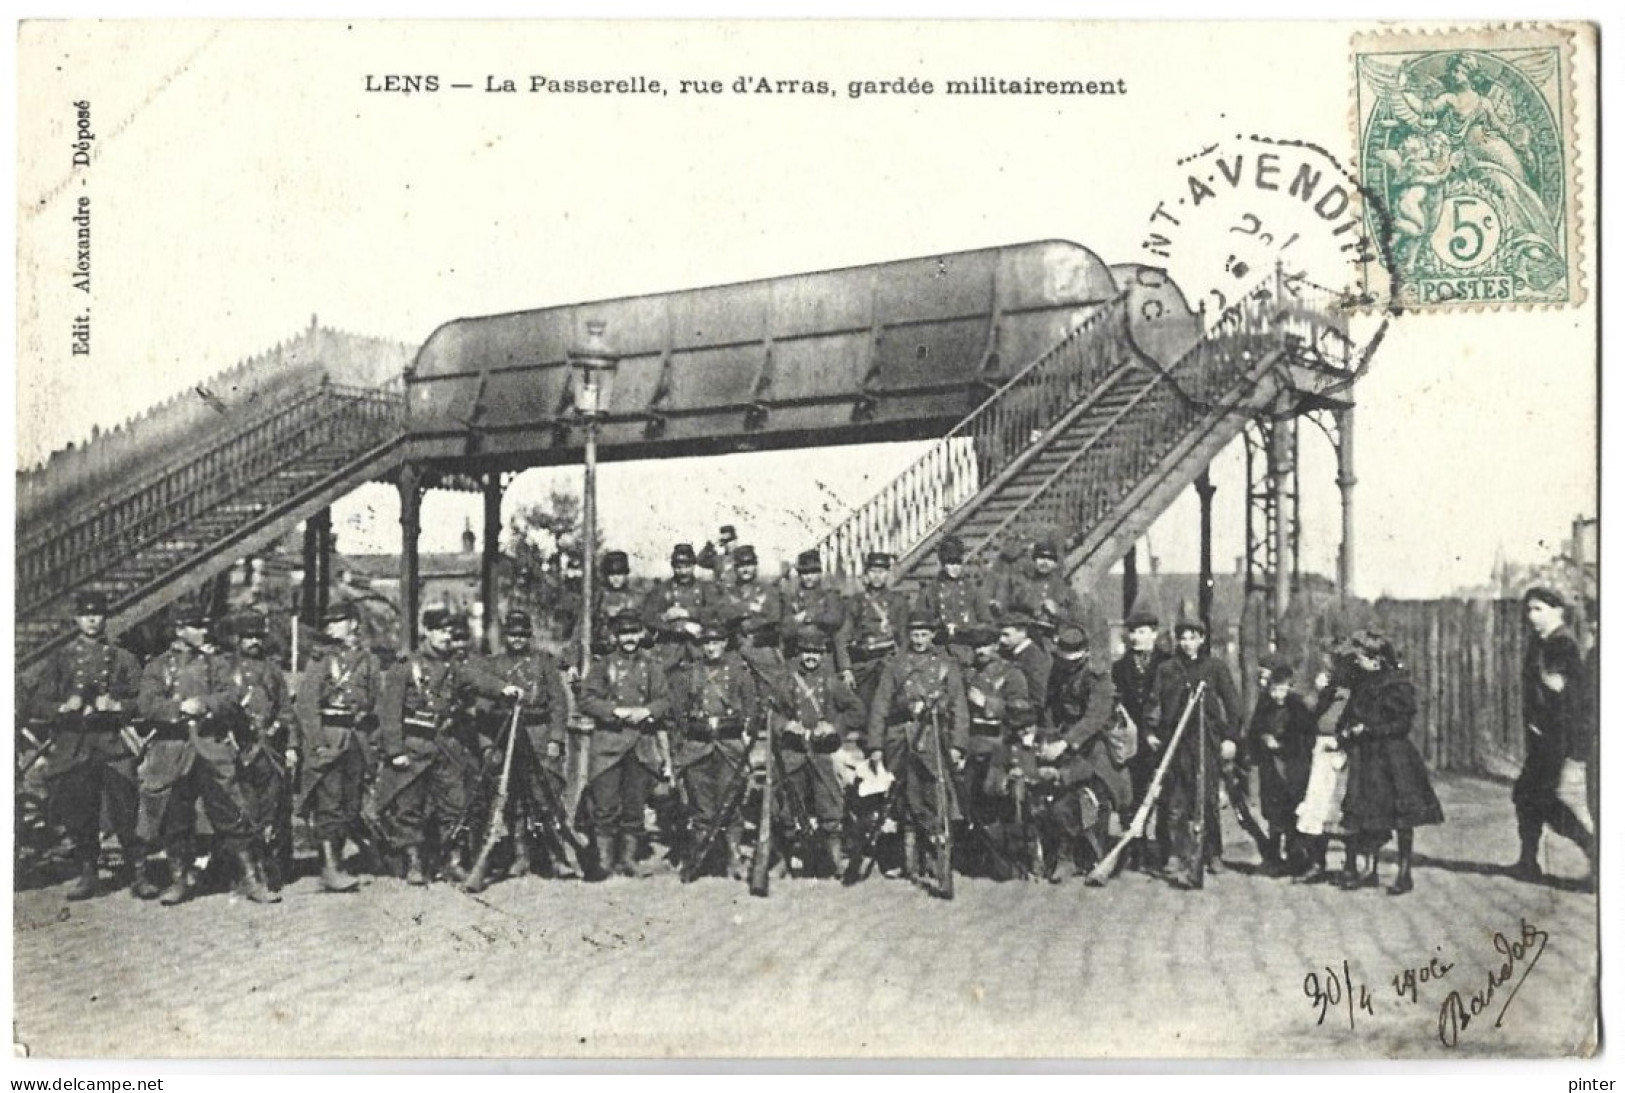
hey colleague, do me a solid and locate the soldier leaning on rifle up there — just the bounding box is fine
[643,542,715,675]
[1112,608,1172,872]
[669,618,759,878]
[918,536,990,668]
[773,626,864,877]
[715,545,785,671]
[29,590,143,901]
[221,612,293,887]
[1146,616,1241,891]
[840,551,913,710]
[1037,625,1133,884]
[958,623,1032,879]
[375,607,523,886]
[865,611,970,878]
[781,550,849,667]
[292,601,384,893]
[135,603,279,906]
[579,614,672,879]
[468,609,574,884]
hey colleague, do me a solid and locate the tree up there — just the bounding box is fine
[502,490,591,643]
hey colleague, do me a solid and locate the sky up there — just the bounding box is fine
[13,20,1600,600]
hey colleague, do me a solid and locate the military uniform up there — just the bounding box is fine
[471,611,574,882]
[375,611,510,883]
[715,546,785,669]
[669,636,758,873]
[221,617,291,876]
[959,629,1032,834]
[136,606,273,904]
[582,550,642,655]
[29,592,143,898]
[1112,622,1172,839]
[773,629,864,872]
[866,625,970,835]
[642,544,715,673]
[579,617,672,876]
[841,553,914,709]
[292,604,383,889]
[918,536,988,665]
[1147,626,1242,886]
[1001,554,1085,636]
[781,551,850,668]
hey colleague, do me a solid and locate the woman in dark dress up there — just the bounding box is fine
[1335,630,1444,895]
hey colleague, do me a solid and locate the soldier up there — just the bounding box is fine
[841,551,913,709]
[1146,617,1242,890]
[866,611,970,879]
[698,524,740,583]
[998,612,1053,728]
[1002,541,1085,640]
[716,545,785,669]
[1039,625,1132,883]
[781,550,849,668]
[918,535,988,666]
[29,590,143,901]
[222,612,293,887]
[135,603,278,905]
[466,609,575,887]
[1113,608,1172,871]
[773,626,865,876]
[292,601,383,893]
[670,619,759,878]
[643,542,714,675]
[449,614,475,662]
[579,614,672,879]
[375,608,522,886]
[959,624,1032,879]
[586,550,643,655]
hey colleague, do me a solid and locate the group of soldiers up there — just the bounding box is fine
[21,529,1263,905]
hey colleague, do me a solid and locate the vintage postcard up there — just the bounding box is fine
[11,19,1602,1064]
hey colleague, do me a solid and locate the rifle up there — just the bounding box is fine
[1221,754,1272,860]
[748,707,776,898]
[16,725,53,777]
[924,706,954,900]
[1086,680,1206,886]
[1007,767,1041,882]
[1192,687,1208,890]
[680,734,756,883]
[464,701,524,892]
[521,735,589,876]
[840,753,896,886]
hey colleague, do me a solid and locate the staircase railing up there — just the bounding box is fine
[16,378,404,615]
[817,290,1135,576]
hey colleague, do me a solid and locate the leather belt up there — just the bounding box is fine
[970,721,1004,738]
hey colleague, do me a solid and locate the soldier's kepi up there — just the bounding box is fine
[30,589,143,901]
[135,602,279,906]
[292,600,382,893]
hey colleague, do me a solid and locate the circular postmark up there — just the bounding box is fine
[1135,132,1402,409]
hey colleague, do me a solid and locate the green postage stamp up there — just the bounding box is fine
[1353,25,1586,310]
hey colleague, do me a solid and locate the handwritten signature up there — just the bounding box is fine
[1437,917,1548,1048]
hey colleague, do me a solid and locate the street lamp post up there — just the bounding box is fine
[570,320,618,677]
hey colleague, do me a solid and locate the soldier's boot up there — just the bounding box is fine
[901,827,919,881]
[320,840,361,893]
[349,822,386,876]
[130,851,164,900]
[65,845,100,902]
[1049,835,1076,885]
[822,829,848,878]
[1260,831,1286,876]
[723,830,747,880]
[589,834,617,882]
[234,846,282,904]
[158,854,196,907]
[614,833,641,878]
[404,845,428,887]
[509,832,533,879]
[442,848,471,885]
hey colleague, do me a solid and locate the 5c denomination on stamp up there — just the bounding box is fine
[1353,25,1584,310]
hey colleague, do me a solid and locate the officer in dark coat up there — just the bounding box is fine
[1037,625,1132,882]
[998,612,1053,728]
[1113,608,1172,870]
[1001,541,1085,639]
[292,601,383,892]
[1510,586,1594,885]
[467,609,574,886]
[583,550,643,655]
[221,612,293,885]
[1146,617,1241,890]
[840,551,913,709]
[376,608,521,885]
[918,536,989,666]
[866,611,970,877]
[715,545,785,670]
[781,550,849,668]
[136,603,276,905]
[579,614,672,878]
[669,619,758,878]
[773,627,865,876]
[643,543,715,675]
[1245,653,1317,875]
[30,590,143,900]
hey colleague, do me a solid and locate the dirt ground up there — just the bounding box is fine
[11,774,1598,1060]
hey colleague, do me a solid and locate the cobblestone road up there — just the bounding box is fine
[12,775,1598,1060]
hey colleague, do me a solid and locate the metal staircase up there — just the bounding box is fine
[16,378,407,668]
[814,272,1353,591]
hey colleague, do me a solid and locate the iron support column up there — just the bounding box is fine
[1335,406,1356,599]
[311,506,333,623]
[1122,544,1139,620]
[398,463,422,653]
[1196,470,1216,634]
[481,473,503,653]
